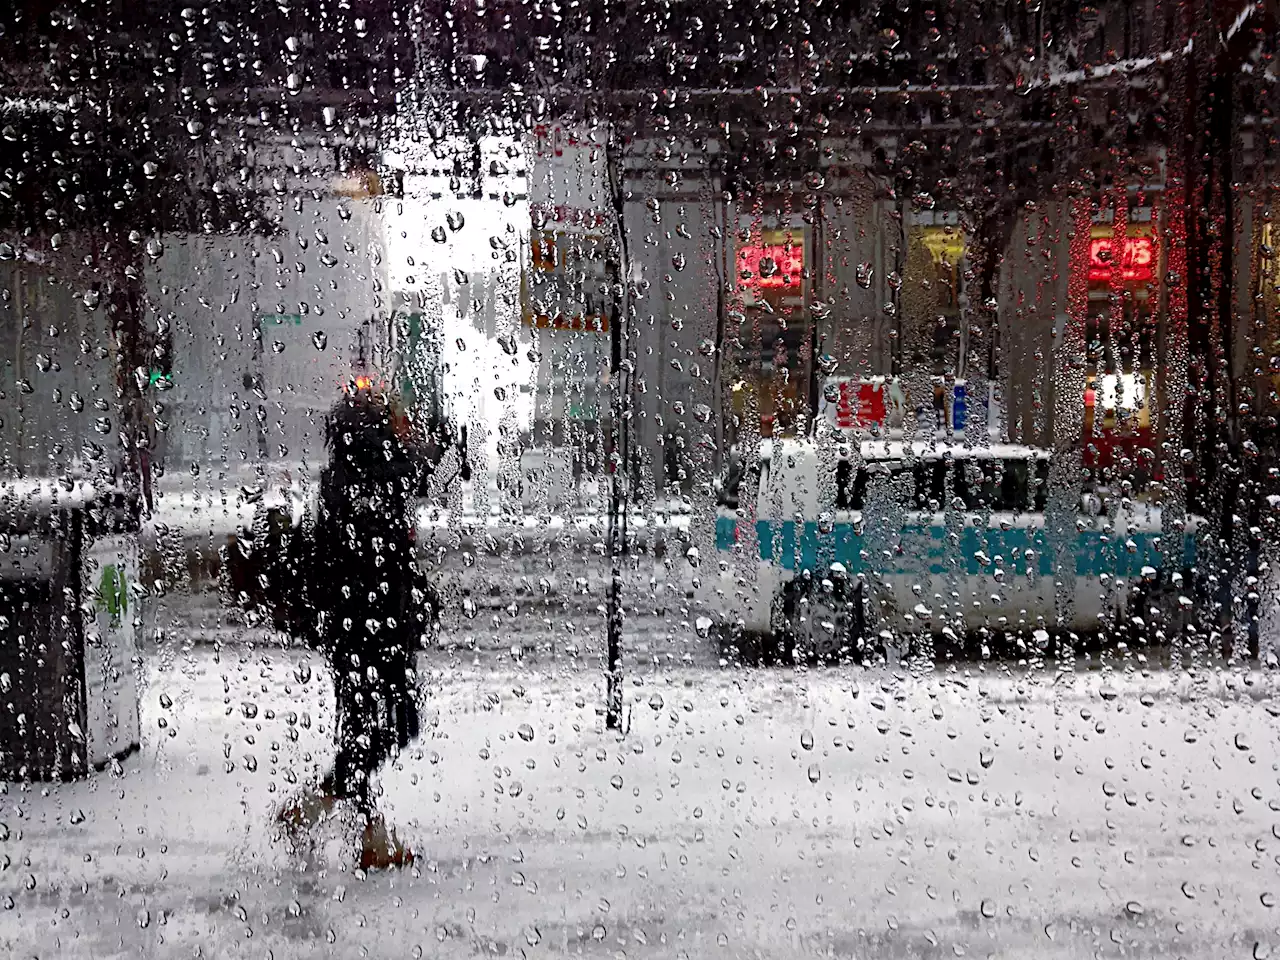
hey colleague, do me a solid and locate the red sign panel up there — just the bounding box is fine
[1088,235,1156,283]
[737,243,804,288]
[834,381,888,429]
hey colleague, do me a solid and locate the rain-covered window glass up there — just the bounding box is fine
[5,0,1280,955]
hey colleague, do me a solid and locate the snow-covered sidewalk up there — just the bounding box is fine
[3,649,1279,959]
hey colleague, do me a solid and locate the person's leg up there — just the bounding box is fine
[383,650,420,763]
[350,655,419,798]
[356,654,417,868]
[328,663,380,816]
[281,653,355,828]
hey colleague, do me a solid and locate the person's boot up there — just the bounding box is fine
[277,785,337,834]
[357,813,414,870]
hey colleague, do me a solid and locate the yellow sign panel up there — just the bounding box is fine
[917,226,965,264]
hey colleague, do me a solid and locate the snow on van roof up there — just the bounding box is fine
[754,438,1050,461]
[860,440,1051,461]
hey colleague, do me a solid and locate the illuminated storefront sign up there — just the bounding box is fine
[531,231,556,272]
[1088,234,1156,283]
[1084,370,1148,414]
[737,241,805,288]
[917,226,965,264]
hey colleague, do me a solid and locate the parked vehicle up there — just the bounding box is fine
[706,437,1200,663]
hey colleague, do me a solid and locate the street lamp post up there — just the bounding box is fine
[604,132,631,732]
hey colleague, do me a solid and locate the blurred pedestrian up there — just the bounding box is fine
[277,385,433,870]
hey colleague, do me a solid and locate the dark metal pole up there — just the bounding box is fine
[604,134,630,732]
[606,298,624,731]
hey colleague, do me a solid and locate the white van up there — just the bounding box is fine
[704,437,1198,661]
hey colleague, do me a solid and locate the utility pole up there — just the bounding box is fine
[605,301,626,731]
[1180,0,1275,657]
[604,131,631,732]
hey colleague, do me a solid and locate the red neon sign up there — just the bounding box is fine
[1088,235,1156,283]
[737,243,804,288]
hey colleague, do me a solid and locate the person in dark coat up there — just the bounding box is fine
[278,387,432,868]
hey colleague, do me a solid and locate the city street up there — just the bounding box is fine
[6,0,1280,957]
[2,638,1278,959]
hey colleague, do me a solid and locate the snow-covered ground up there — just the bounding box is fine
[2,639,1279,959]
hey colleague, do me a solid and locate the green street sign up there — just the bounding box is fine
[96,564,128,628]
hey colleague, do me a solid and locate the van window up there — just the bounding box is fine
[1032,459,1050,511]
[956,458,1049,512]
[906,457,1049,513]
[716,457,761,510]
[835,459,868,510]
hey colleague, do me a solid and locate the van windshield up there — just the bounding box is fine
[739,451,1050,514]
[835,457,1049,513]
[915,458,1049,512]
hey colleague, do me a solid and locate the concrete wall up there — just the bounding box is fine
[622,163,724,503]
[0,245,118,480]
[997,202,1075,448]
[818,183,899,381]
[147,144,389,494]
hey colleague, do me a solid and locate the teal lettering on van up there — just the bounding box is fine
[715,516,1198,579]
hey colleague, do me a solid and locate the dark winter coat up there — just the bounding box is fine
[235,393,438,658]
[310,392,425,664]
